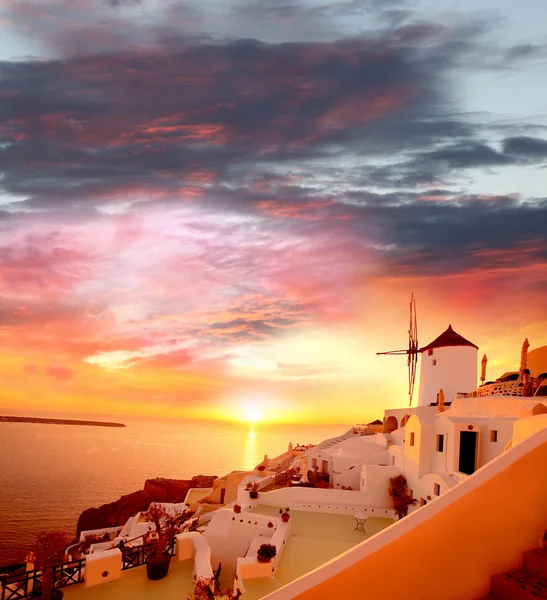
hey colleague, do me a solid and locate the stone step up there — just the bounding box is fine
[525,548,547,579]
[490,569,547,600]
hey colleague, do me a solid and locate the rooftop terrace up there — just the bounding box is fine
[242,505,393,599]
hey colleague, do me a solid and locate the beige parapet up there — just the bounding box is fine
[84,548,122,587]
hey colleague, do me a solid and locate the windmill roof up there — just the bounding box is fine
[420,325,478,352]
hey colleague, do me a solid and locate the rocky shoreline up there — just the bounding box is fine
[0,476,217,570]
[76,475,216,536]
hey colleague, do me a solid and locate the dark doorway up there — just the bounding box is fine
[459,431,477,475]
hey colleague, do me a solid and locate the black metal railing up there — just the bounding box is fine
[53,559,86,588]
[1,538,178,599]
[0,569,41,600]
[121,537,176,571]
[274,470,289,486]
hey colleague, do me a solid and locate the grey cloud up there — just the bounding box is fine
[503,136,547,158]
[426,143,514,169]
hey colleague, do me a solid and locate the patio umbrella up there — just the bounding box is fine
[300,455,309,483]
[480,354,488,384]
[520,338,530,379]
[438,388,445,412]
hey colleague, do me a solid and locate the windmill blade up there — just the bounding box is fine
[408,293,418,406]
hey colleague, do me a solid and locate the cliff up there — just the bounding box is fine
[76,475,216,536]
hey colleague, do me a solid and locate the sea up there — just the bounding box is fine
[0,417,348,566]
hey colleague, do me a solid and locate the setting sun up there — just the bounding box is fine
[243,405,263,423]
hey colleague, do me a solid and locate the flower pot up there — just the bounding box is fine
[281,514,290,523]
[30,590,64,600]
[145,553,172,580]
[256,555,271,563]
[249,492,258,499]
[234,506,241,514]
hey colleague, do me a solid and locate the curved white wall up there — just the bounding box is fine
[418,346,477,406]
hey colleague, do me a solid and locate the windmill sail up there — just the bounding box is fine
[377,294,419,406]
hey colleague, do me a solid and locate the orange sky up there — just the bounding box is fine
[1,0,547,425]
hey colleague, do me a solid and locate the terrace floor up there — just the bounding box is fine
[61,507,394,599]
[242,505,393,599]
[62,559,195,600]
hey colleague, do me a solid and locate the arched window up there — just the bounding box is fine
[383,416,398,433]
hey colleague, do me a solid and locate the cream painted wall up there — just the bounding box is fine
[331,437,389,489]
[407,472,456,508]
[360,464,401,507]
[476,420,514,467]
[404,416,434,478]
[430,418,450,474]
[513,414,547,444]
[418,345,478,406]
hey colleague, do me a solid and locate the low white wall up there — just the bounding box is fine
[118,516,135,539]
[175,532,214,582]
[235,520,290,595]
[84,548,122,587]
[79,526,122,543]
[89,540,117,553]
[203,509,280,574]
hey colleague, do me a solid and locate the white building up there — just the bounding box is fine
[417,325,478,407]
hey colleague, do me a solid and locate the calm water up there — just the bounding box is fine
[0,418,347,566]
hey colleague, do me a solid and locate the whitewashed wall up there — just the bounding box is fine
[203,509,279,574]
[417,345,478,406]
[360,464,401,507]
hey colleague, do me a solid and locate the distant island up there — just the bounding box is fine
[0,416,125,428]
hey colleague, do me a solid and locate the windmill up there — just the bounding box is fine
[376,294,419,406]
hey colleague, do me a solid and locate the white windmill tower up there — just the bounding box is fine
[417,325,478,406]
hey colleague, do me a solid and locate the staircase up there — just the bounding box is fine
[479,546,547,599]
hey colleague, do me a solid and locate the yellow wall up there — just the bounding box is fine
[269,427,547,600]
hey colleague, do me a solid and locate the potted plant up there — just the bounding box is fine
[245,481,260,499]
[187,576,239,599]
[279,508,290,523]
[233,504,242,514]
[143,503,188,580]
[29,530,69,599]
[388,475,418,520]
[78,534,103,555]
[257,465,266,472]
[256,543,277,563]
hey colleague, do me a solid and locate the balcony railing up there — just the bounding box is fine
[0,537,177,599]
[466,381,524,398]
[121,537,176,570]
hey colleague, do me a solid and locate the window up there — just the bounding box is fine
[490,430,498,442]
[428,348,433,356]
[312,458,317,469]
[432,359,437,366]
[410,432,415,446]
[434,483,441,496]
[420,498,427,507]
[408,489,413,498]
[436,434,444,452]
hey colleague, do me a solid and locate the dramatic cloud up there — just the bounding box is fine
[1,0,546,422]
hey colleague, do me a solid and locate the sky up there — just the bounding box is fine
[0,0,546,425]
